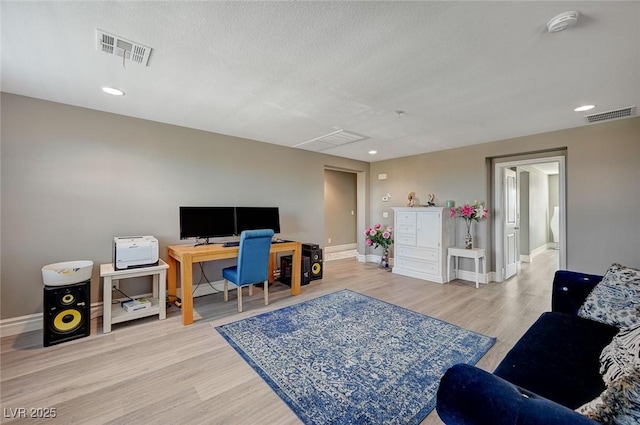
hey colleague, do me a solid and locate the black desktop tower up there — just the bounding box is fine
[280,255,311,286]
[43,279,91,347]
[302,243,323,281]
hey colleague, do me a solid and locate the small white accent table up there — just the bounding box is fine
[447,247,486,289]
[100,260,168,333]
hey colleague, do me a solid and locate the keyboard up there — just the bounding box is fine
[223,239,288,247]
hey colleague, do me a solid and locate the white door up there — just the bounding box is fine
[504,168,519,279]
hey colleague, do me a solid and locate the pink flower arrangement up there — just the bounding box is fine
[450,201,489,231]
[364,224,394,250]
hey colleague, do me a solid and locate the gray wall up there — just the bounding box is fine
[526,166,551,252]
[324,170,357,247]
[519,170,530,256]
[370,117,640,275]
[0,93,370,319]
[548,174,559,242]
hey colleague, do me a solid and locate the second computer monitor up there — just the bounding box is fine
[235,207,280,234]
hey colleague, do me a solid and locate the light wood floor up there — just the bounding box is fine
[1,250,559,424]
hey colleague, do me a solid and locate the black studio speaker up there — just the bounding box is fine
[302,243,323,281]
[43,280,91,347]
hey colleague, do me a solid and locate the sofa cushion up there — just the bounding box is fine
[577,367,640,425]
[437,364,600,425]
[600,323,640,384]
[494,311,618,409]
[578,263,640,329]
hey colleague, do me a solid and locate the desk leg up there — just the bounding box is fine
[455,257,459,280]
[268,253,276,283]
[474,257,479,289]
[103,275,112,334]
[482,256,487,286]
[447,253,452,283]
[152,273,159,299]
[181,253,194,325]
[158,270,166,320]
[167,255,177,303]
[291,242,302,296]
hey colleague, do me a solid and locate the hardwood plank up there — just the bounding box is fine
[1,250,559,424]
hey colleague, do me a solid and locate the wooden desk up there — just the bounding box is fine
[167,241,302,325]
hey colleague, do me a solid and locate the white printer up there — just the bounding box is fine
[113,236,159,270]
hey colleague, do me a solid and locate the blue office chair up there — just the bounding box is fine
[223,229,274,313]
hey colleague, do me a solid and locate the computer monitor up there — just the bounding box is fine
[179,207,236,241]
[235,207,281,234]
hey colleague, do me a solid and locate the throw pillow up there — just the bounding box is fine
[578,263,640,329]
[577,367,640,425]
[600,323,640,384]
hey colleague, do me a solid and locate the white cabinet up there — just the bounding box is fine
[392,207,452,283]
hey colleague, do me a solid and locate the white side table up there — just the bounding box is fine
[100,259,169,333]
[447,247,486,289]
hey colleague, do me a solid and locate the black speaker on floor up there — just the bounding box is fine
[280,255,311,286]
[43,279,91,347]
[302,243,323,281]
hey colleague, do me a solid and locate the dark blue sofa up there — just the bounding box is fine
[436,270,619,425]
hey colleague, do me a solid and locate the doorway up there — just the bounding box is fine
[493,155,566,282]
[323,168,362,261]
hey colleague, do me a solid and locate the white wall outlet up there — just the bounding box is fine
[382,211,389,219]
[328,238,332,244]
[378,173,387,180]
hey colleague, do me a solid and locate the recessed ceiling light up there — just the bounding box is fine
[102,87,125,96]
[368,150,378,155]
[574,104,596,112]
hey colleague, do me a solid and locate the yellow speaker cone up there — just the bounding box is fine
[312,263,321,275]
[53,309,82,332]
[61,294,75,304]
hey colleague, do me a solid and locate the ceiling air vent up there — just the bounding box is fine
[96,29,152,66]
[585,106,636,123]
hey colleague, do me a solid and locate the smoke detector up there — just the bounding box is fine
[547,11,580,33]
[96,29,152,66]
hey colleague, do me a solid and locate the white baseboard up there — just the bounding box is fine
[452,269,489,285]
[179,280,237,299]
[324,243,357,253]
[521,244,553,263]
[357,254,394,267]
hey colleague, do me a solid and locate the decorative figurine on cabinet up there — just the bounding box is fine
[425,193,436,207]
[407,192,416,207]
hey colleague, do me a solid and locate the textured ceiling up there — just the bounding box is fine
[2,1,639,162]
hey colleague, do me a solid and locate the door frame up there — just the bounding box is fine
[493,155,566,282]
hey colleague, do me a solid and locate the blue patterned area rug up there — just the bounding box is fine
[215,290,495,425]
